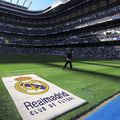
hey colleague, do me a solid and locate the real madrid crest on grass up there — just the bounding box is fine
[14,77,49,95]
[2,74,87,120]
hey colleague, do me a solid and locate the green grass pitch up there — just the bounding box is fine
[0,55,120,120]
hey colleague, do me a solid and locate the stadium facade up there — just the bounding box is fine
[0,0,120,59]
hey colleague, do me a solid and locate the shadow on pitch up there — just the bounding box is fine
[76,61,120,69]
[0,55,65,63]
[42,62,120,81]
[99,61,120,65]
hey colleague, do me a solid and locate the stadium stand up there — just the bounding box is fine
[0,0,120,59]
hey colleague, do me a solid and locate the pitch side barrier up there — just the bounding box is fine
[0,41,120,48]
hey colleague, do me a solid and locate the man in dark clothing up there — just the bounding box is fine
[63,48,73,69]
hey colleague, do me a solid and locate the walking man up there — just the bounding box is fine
[63,48,73,69]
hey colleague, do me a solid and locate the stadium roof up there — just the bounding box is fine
[0,0,70,10]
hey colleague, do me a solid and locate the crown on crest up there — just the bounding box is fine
[15,77,32,81]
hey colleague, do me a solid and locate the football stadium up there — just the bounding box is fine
[0,0,120,120]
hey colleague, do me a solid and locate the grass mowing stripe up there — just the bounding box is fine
[0,68,55,74]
